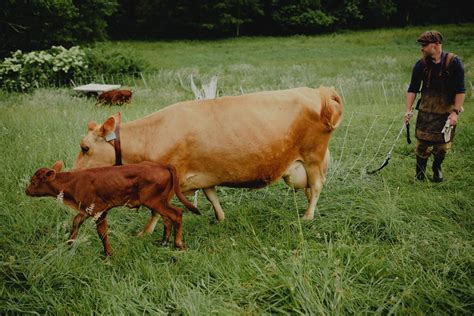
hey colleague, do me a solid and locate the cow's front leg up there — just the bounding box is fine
[203,187,225,221]
[95,212,112,256]
[67,213,87,244]
[138,209,160,236]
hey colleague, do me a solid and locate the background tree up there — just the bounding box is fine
[0,0,117,57]
[1,0,473,56]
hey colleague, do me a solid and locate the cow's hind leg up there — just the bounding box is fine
[302,150,330,220]
[203,187,225,221]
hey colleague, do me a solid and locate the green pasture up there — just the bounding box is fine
[1,25,473,314]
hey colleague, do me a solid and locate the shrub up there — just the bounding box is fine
[84,49,146,75]
[0,46,145,92]
[0,46,88,91]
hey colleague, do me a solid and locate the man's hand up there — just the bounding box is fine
[448,112,458,126]
[404,111,413,124]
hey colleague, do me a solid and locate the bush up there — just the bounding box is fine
[0,46,146,92]
[0,46,88,91]
[84,49,146,75]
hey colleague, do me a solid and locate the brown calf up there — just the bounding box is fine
[97,89,132,105]
[26,161,200,256]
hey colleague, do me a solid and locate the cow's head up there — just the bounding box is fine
[26,161,64,196]
[73,113,120,170]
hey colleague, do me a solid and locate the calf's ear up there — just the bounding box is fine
[52,160,64,172]
[44,170,57,182]
[99,116,116,137]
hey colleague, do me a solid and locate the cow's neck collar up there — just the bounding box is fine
[105,120,122,166]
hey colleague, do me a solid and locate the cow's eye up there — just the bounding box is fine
[81,146,90,154]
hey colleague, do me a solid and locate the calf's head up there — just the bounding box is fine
[73,113,119,170]
[26,161,64,196]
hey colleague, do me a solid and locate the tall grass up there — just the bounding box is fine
[1,24,473,314]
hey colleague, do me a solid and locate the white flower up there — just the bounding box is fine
[56,190,64,203]
[93,211,103,222]
[85,203,95,215]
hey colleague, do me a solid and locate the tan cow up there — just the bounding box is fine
[74,86,343,222]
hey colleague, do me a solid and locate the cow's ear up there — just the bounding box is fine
[44,170,56,182]
[87,121,98,131]
[99,116,116,137]
[52,160,64,173]
[113,112,121,124]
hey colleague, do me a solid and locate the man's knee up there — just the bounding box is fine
[433,142,452,156]
[415,140,431,159]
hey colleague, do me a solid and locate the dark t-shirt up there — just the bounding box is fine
[407,51,466,95]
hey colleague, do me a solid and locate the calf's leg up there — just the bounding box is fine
[145,201,185,250]
[160,216,173,246]
[68,213,87,244]
[95,212,112,256]
[160,203,185,250]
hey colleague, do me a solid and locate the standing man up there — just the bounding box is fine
[404,30,465,182]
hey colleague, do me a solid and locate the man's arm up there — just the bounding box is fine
[448,93,466,126]
[404,92,417,124]
[448,56,466,126]
[405,61,422,124]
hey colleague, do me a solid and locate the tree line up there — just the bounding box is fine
[1,0,472,57]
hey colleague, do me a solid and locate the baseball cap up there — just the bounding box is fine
[417,31,443,45]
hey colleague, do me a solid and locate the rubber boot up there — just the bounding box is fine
[415,156,428,181]
[432,154,445,182]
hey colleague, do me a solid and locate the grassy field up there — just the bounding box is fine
[1,24,473,314]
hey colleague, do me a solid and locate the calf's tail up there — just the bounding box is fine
[167,165,201,215]
[319,86,343,132]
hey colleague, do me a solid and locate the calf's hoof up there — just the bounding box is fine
[175,243,187,251]
[66,239,76,245]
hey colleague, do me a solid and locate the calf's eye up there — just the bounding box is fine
[81,146,90,154]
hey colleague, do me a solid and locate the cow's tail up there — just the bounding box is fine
[167,165,201,215]
[319,86,343,132]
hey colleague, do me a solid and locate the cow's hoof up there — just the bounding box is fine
[302,214,314,221]
[137,231,145,237]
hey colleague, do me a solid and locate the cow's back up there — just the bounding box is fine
[120,88,335,189]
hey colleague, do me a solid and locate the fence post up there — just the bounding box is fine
[338,83,346,104]
[381,81,389,106]
[140,72,149,89]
